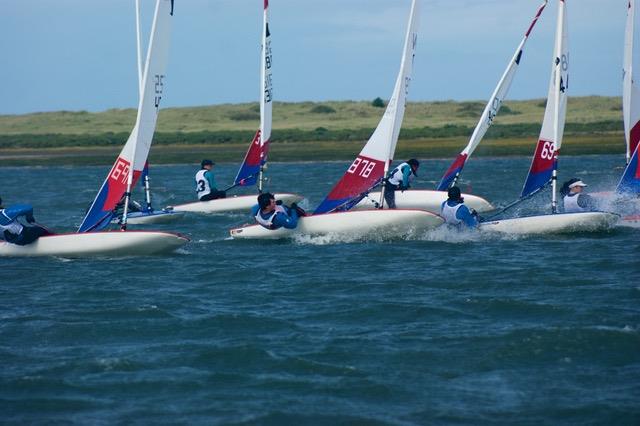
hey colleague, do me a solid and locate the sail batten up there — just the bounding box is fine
[314,0,419,215]
[437,0,547,191]
[78,0,173,233]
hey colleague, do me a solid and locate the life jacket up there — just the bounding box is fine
[0,208,25,236]
[195,169,211,199]
[563,193,587,213]
[255,205,286,229]
[387,162,415,187]
[441,201,463,225]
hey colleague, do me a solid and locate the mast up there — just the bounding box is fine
[259,0,272,192]
[551,0,568,214]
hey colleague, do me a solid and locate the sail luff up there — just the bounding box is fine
[436,0,547,191]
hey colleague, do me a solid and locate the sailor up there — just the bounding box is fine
[561,178,596,213]
[0,196,51,245]
[195,159,227,201]
[251,192,304,230]
[440,186,479,228]
[384,158,419,208]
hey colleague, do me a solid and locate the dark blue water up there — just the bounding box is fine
[1,155,639,424]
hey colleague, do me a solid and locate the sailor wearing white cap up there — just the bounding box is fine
[561,178,596,213]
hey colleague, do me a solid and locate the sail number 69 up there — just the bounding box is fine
[540,141,555,160]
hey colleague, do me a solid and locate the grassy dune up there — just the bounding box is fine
[0,96,624,166]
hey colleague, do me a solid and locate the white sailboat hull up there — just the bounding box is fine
[620,214,640,228]
[170,193,304,214]
[479,212,619,235]
[112,210,186,225]
[229,209,444,239]
[354,189,494,214]
[0,231,189,257]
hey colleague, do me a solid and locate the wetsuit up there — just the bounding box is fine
[0,204,50,245]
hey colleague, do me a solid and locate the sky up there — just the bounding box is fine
[0,0,628,115]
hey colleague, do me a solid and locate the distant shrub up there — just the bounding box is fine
[310,104,336,114]
[315,127,328,132]
[610,104,622,111]
[228,111,260,121]
[371,97,385,108]
[456,102,484,117]
[537,100,547,108]
[499,105,521,115]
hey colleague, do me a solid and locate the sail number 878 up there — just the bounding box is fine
[347,158,376,178]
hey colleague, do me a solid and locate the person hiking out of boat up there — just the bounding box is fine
[0,196,52,245]
[251,192,305,230]
[196,159,226,201]
[561,178,596,213]
[440,186,479,228]
[384,158,419,208]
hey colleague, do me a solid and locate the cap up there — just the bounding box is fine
[257,192,275,209]
[568,180,587,189]
[201,159,215,168]
[447,186,463,201]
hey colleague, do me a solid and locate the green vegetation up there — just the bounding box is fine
[0,96,625,165]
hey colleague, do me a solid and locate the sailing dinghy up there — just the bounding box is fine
[230,0,443,239]
[169,0,302,214]
[0,0,188,257]
[349,2,551,216]
[480,0,618,235]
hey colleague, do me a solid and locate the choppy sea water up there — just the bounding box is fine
[1,155,639,424]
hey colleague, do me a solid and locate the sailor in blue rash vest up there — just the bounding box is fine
[440,186,478,228]
[251,192,304,230]
[384,158,419,208]
[195,159,227,201]
[0,196,52,245]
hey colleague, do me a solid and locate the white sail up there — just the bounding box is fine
[362,0,419,165]
[520,0,568,200]
[314,0,419,214]
[436,1,547,191]
[624,0,640,163]
[78,0,173,232]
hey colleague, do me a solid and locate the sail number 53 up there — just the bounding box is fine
[347,157,376,178]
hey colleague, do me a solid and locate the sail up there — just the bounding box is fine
[624,0,640,164]
[617,144,640,193]
[521,0,568,198]
[235,0,273,187]
[437,1,547,191]
[314,0,419,214]
[78,0,173,232]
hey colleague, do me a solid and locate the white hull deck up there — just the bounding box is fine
[479,211,619,235]
[112,210,186,225]
[0,231,189,257]
[353,189,494,214]
[229,208,444,240]
[169,193,304,214]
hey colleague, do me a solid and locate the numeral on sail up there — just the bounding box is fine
[540,141,555,160]
[110,158,131,184]
[347,157,377,178]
